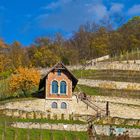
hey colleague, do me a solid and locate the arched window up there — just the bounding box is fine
[61,102,67,109]
[52,102,58,108]
[60,81,67,94]
[52,80,58,94]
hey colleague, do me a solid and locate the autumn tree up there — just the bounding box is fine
[0,39,11,75]
[119,16,140,51]
[32,46,60,67]
[0,16,140,69]
[9,67,40,97]
[71,25,92,61]
[9,41,28,69]
[89,27,109,57]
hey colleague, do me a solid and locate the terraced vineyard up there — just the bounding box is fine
[0,116,88,140]
[76,85,140,99]
[72,69,140,83]
[0,116,140,140]
[102,50,140,62]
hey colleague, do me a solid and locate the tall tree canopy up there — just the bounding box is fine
[0,16,140,75]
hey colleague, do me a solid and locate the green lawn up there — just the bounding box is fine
[16,118,85,124]
[0,116,85,125]
[0,126,88,140]
[75,85,100,96]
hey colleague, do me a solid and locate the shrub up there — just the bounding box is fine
[9,67,40,97]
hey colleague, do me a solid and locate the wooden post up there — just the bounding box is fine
[26,123,30,140]
[63,136,67,140]
[50,125,54,140]
[26,131,30,140]
[2,120,6,140]
[2,131,5,140]
[87,124,97,140]
[74,134,77,140]
[13,130,17,140]
[106,101,109,116]
[39,123,43,140]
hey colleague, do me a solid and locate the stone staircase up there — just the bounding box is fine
[77,92,107,120]
[75,85,109,123]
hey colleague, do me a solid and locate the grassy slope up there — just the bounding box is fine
[0,127,88,140]
[75,85,140,99]
[0,116,85,124]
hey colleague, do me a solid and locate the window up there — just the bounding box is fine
[52,81,58,94]
[57,70,61,76]
[61,102,67,109]
[52,102,58,108]
[60,81,67,94]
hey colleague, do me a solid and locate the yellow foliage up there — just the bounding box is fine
[9,67,40,95]
[99,82,117,89]
[127,84,138,90]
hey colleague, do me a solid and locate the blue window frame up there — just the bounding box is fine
[52,102,58,108]
[52,81,58,94]
[57,70,61,76]
[61,102,67,109]
[60,81,67,94]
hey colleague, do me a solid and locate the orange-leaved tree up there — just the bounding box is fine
[9,67,40,97]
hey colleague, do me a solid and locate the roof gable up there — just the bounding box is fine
[39,62,78,91]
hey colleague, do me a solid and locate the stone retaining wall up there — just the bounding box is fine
[1,107,140,127]
[11,122,140,137]
[95,117,140,127]
[1,97,140,119]
[0,108,86,121]
[86,61,140,71]
[95,125,140,138]
[0,97,97,116]
[91,96,140,106]
[68,61,140,71]
[11,122,88,132]
[39,61,140,75]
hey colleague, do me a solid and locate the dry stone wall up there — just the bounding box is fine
[94,125,140,138]
[11,122,88,132]
[91,96,140,106]
[87,61,140,71]
[0,97,140,119]
[0,96,97,116]
[93,101,140,119]
[39,61,140,76]
[11,122,140,137]
[68,61,140,71]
